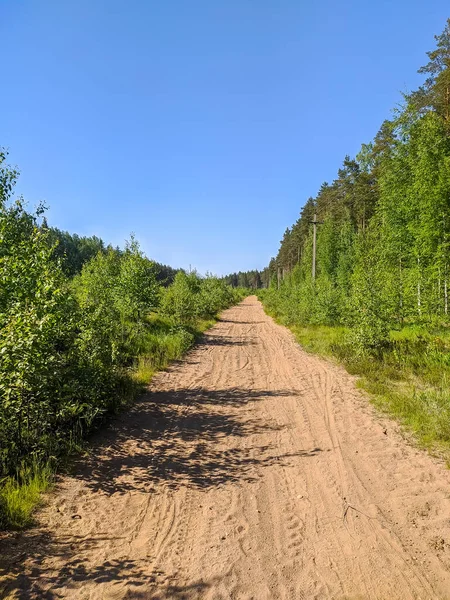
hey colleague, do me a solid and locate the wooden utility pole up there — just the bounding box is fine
[311,213,323,280]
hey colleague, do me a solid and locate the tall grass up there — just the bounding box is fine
[133,314,215,385]
[0,462,52,529]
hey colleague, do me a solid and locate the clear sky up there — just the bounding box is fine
[1,1,449,275]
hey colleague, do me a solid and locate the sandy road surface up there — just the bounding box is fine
[3,297,450,599]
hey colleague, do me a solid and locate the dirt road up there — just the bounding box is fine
[3,297,450,599]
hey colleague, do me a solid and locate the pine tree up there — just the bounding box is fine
[407,18,450,126]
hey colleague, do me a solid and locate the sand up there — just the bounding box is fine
[2,296,450,599]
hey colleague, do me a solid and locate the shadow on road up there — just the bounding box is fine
[71,386,317,495]
[202,335,257,346]
[0,530,147,599]
[0,385,321,599]
[0,530,218,599]
[217,318,266,325]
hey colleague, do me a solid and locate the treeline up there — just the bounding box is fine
[263,19,450,350]
[223,269,269,289]
[45,223,180,284]
[0,156,244,526]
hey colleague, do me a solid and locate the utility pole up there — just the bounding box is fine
[310,213,323,280]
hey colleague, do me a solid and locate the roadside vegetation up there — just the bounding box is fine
[256,19,450,459]
[0,156,245,528]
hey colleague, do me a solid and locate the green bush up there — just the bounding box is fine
[0,150,243,528]
[161,272,242,323]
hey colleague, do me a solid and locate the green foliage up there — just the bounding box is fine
[0,461,52,529]
[0,147,242,528]
[406,18,450,123]
[345,226,392,353]
[133,316,197,385]
[259,17,450,458]
[197,276,240,318]
[0,186,78,475]
[160,271,200,324]
[72,238,159,366]
[264,19,450,352]
[161,271,241,324]
[117,237,160,320]
[223,269,266,289]
[46,226,106,277]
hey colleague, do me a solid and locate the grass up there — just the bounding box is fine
[133,314,216,386]
[265,305,450,460]
[289,323,349,357]
[0,462,53,529]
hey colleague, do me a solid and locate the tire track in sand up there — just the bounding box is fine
[3,297,450,599]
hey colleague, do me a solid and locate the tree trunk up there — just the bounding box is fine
[445,278,448,316]
[417,257,421,316]
[399,256,403,325]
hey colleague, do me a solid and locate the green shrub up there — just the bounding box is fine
[0,150,243,528]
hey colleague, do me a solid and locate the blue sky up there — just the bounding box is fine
[1,1,449,275]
